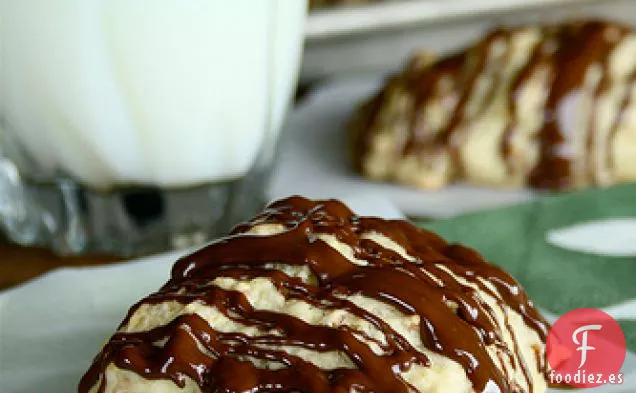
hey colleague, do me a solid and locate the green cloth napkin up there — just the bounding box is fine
[417,183,636,351]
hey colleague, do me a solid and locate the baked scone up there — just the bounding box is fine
[350,20,636,190]
[79,196,550,393]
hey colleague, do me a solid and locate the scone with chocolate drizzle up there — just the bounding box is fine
[350,20,636,190]
[79,196,550,393]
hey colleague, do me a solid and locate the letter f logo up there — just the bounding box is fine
[572,324,602,369]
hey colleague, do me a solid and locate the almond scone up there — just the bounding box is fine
[80,196,550,393]
[351,20,636,190]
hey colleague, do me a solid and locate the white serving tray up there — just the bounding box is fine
[306,0,599,39]
[302,0,636,82]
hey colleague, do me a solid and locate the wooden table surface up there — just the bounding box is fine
[0,234,122,290]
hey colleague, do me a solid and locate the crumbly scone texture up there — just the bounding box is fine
[350,20,636,190]
[80,196,549,393]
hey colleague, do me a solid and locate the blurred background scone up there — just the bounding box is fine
[350,20,636,190]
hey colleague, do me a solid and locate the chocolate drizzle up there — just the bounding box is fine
[528,21,625,188]
[404,52,466,154]
[352,20,635,190]
[500,28,557,166]
[401,30,510,161]
[79,196,549,393]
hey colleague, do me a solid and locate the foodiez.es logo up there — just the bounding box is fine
[573,324,602,369]
[547,308,626,388]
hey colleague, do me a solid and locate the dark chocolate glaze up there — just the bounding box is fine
[528,21,626,189]
[500,28,557,167]
[352,20,634,190]
[402,29,511,161]
[79,196,549,393]
[404,51,466,154]
[437,29,511,146]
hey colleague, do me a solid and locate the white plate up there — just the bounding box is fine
[0,251,182,393]
[1,199,634,393]
[301,1,636,82]
[270,76,538,218]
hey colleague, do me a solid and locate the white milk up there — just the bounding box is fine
[0,0,307,189]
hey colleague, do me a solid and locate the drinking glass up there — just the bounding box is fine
[0,0,307,255]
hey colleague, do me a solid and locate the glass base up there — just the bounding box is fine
[0,173,266,257]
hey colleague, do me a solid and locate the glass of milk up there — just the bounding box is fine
[0,0,307,255]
